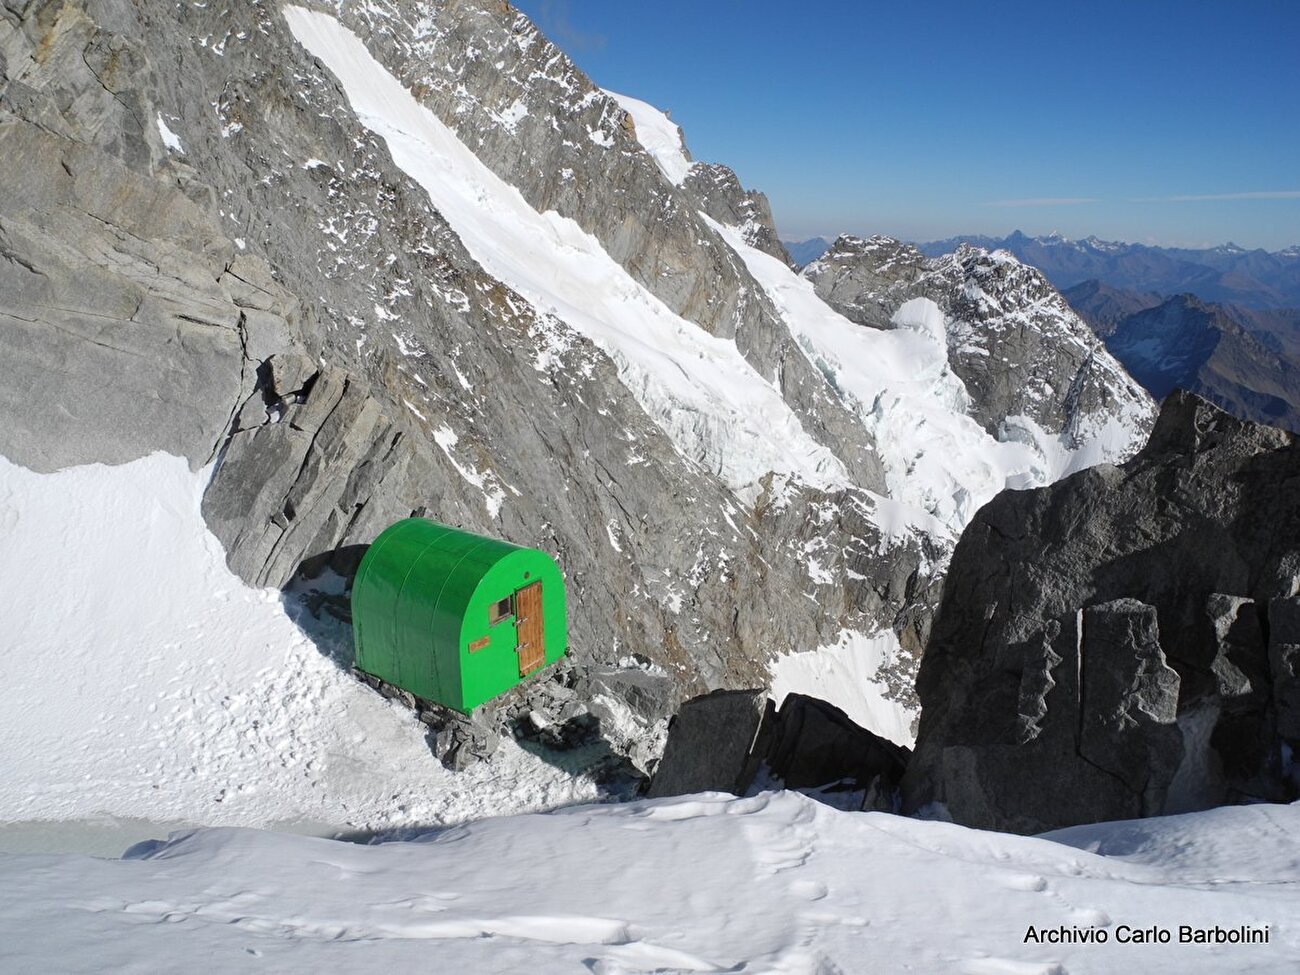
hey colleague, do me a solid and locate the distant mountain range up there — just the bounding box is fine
[783,237,833,267]
[905,231,1300,429]
[917,231,1300,309]
[1064,283,1300,431]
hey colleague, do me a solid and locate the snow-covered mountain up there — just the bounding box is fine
[921,230,1300,308]
[801,235,1154,463]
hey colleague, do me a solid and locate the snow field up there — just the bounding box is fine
[770,630,917,747]
[284,7,847,504]
[2,790,1297,973]
[0,453,604,840]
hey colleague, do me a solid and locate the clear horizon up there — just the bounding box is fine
[512,0,1300,251]
[776,228,1299,254]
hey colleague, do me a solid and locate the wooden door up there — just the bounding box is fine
[514,581,546,677]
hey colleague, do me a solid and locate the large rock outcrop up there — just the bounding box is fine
[682,162,792,265]
[903,391,1300,832]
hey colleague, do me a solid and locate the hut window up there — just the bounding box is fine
[489,595,514,625]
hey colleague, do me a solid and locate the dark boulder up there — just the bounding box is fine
[648,689,909,810]
[764,694,910,809]
[646,690,770,798]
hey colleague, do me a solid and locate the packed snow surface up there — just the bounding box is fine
[770,630,916,747]
[603,89,693,184]
[3,791,1297,972]
[707,217,1145,532]
[284,8,845,503]
[0,453,603,843]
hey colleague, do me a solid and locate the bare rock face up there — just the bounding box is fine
[763,694,910,802]
[647,689,771,798]
[682,162,792,265]
[1075,600,1183,800]
[802,236,1153,442]
[0,6,279,471]
[1270,598,1300,741]
[903,392,1300,833]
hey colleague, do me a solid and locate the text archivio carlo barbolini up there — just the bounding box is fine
[1023,923,1270,946]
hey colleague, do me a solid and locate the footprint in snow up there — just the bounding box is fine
[997,872,1049,892]
[1066,907,1111,927]
[960,959,1068,975]
[593,939,730,973]
[788,879,829,902]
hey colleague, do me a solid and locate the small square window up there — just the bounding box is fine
[488,595,514,625]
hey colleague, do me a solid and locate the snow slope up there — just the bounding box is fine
[3,790,1297,973]
[603,89,693,184]
[0,453,603,843]
[770,630,916,747]
[284,7,845,504]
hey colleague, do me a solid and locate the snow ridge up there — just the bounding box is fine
[604,89,693,185]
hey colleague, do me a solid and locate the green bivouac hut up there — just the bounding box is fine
[351,519,566,713]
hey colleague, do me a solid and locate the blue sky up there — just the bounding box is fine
[512,0,1300,250]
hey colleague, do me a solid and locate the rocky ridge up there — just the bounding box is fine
[1060,278,1164,336]
[683,161,793,265]
[802,235,1153,440]
[1078,291,1300,433]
